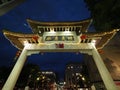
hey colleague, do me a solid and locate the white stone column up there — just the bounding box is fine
[91,84,96,90]
[91,44,118,90]
[2,47,28,90]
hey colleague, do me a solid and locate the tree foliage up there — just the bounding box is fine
[17,63,40,87]
[0,66,12,83]
[84,0,120,31]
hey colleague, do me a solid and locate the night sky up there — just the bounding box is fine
[0,0,90,79]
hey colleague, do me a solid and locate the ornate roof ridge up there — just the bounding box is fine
[27,18,92,25]
[3,30,37,37]
[84,29,118,36]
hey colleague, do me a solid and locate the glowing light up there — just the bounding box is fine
[23,41,28,46]
[42,76,45,79]
[82,77,85,81]
[92,40,96,43]
[92,40,96,46]
[50,27,54,32]
[79,74,82,77]
[64,30,70,33]
[49,28,56,33]
[37,77,40,81]
[23,41,31,48]
[39,30,41,33]
[116,29,119,31]
[63,82,66,84]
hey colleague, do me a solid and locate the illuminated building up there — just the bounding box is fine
[36,71,56,89]
[2,19,119,90]
[65,63,88,89]
[41,71,56,83]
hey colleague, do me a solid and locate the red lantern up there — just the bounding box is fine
[14,51,21,61]
[115,82,120,86]
[16,51,21,56]
[80,35,87,40]
[98,49,104,54]
[59,43,64,48]
[32,36,39,41]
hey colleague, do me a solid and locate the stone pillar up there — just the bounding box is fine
[25,86,29,90]
[91,84,96,90]
[2,47,28,90]
[91,44,117,90]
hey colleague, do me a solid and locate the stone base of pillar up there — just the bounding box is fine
[91,84,96,90]
[25,86,29,90]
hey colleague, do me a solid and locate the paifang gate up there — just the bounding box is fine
[2,19,119,90]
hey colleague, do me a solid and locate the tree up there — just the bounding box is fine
[84,0,120,31]
[16,63,40,88]
[0,66,12,83]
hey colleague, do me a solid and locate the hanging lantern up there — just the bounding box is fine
[32,35,39,41]
[32,35,39,43]
[80,34,87,40]
[13,51,21,61]
[98,49,104,54]
[59,43,64,48]
[16,51,21,56]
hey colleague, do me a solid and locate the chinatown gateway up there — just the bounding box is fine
[2,19,119,90]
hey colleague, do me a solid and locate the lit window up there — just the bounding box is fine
[71,66,73,68]
[77,77,79,79]
[76,73,79,76]
[67,67,70,69]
